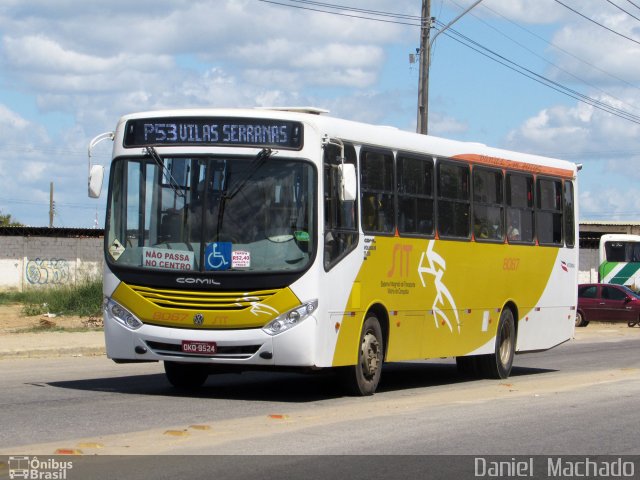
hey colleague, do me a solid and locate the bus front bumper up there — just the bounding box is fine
[103,312,317,367]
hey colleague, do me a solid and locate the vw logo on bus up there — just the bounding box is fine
[193,313,204,326]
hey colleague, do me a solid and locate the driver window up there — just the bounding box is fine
[324,142,358,270]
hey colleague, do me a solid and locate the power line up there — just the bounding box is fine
[476,0,640,95]
[257,0,640,126]
[624,0,640,11]
[288,0,421,21]
[0,197,103,210]
[447,0,640,116]
[606,0,640,22]
[437,21,640,125]
[554,0,640,46]
[256,0,420,26]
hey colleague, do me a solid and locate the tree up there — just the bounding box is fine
[0,210,23,226]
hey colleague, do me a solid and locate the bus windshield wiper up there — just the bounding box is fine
[215,148,272,243]
[225,148,272,200]
[145,146,184,198]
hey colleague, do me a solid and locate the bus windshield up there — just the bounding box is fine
[106,153,315,273]
[604,241,640,262]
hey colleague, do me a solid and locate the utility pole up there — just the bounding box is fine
[49,182,54,228]
[416,0,485,135]
[416,0,431,135]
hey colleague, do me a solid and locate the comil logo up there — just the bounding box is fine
[8,456,73,479]
[176,277,220,286]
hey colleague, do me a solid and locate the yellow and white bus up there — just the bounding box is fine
[88,107,578,395]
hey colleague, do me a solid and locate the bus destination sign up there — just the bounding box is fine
[123,117,303,149]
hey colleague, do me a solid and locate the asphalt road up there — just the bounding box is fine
[0,327,638,479]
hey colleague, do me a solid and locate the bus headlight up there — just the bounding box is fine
[104,297,144,330]
[262,300,318,336]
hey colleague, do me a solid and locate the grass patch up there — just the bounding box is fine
[11,325,97,334]
[0,280,102,317]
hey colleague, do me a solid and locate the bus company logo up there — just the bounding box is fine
[176,277,221,286]
[193,313,204,326]
[560,261,575,272]
[8,456,73,479]
[417,240,461,333]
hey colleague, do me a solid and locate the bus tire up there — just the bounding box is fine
[479,308,516,379]
[575,311,588,327]
[164,361,209,389]
[340,314,384,396]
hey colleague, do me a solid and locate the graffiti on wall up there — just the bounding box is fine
[25,258,71,285]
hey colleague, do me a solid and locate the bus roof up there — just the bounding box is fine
[117,107,578,178]
[600,234,640,245]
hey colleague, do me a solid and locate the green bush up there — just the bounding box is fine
[0,280,102,317]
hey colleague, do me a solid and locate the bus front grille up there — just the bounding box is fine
[129,284,279,310]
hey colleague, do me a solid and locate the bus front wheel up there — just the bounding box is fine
[164,361,209,389]
[340,314,384,396]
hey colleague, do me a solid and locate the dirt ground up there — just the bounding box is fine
[0,303,102,334]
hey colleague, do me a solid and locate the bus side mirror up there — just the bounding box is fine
[88,165,105,198]
[339,163,356,202]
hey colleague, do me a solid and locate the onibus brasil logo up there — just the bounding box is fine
[8,456,73,479]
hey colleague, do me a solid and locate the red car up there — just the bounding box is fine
[576,283,640,327]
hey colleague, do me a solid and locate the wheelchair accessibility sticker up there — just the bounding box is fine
[205,242,232,271]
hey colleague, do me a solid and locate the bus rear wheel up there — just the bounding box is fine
[340,314,384,396]
[164,361,209,389]
[478,308,516,379]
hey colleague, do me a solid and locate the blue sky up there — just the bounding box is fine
[1,0,639,227]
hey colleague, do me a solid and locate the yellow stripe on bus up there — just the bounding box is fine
[332,238,559,366]
[111,282,301,329]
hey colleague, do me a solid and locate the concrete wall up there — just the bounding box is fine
[0,235,103,291]
[579,247,599,284]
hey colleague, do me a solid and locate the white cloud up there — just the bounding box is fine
[0,104,30,129]
[549,23,640,84]
[480,0,565,24]
[580,184,640,221]
[505,89,640,156]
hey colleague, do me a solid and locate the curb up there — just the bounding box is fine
[0,346,105,360]
[0,331,105,360]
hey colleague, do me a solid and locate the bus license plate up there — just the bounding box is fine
[181,340,217,355]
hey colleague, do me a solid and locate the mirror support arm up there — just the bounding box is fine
[88,131,115,175]
[87,131,114,198]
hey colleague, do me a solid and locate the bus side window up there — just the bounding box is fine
[437,160,470,239]
[397,154,434,236]
[472,167,503,241]
[360,150,394,234]
[536,177,563,246]
[324,142,358,270]
[506,173,534,244]
[563,180,575,248]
